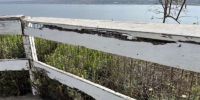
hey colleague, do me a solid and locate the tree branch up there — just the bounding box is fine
[176,0,187,20]
[168,0,172,14]
[166,15,180,24]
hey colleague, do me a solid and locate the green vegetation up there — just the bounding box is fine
[0,35,25,59]
[1,35,200,99]
[0,71,31,97]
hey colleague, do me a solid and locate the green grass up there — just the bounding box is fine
[0,35,25,59]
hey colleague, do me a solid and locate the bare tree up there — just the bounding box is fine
[159,0,187,23]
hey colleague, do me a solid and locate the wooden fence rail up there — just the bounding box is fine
[24,16,200,73]
[34,60,134,100]
[0,59,29,71]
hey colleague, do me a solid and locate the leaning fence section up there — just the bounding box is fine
[1,15,200,100]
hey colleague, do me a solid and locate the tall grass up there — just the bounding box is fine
[0,35,25,59]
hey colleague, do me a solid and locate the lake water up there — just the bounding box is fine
[0,4,200,24]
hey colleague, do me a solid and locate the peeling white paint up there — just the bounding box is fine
[25,17,200,42]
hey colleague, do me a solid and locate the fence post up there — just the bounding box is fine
[23,36,38,95]
[21,16,38,95]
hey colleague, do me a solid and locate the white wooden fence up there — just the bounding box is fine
[1,15,200,100]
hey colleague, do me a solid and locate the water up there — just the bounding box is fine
[0,4,200,24]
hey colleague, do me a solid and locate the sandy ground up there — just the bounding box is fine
[0,94,42,100]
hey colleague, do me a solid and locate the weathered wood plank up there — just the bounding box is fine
[0,59,29,71]
[33,61,135,100]
[23,17,200,73]
[24,17,200,42]
[25,27,200,73]
[0,20,22,35]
